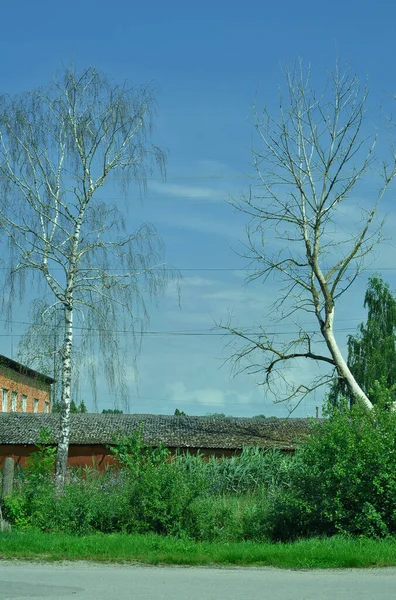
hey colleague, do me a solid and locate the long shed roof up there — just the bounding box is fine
[0,413,317,451]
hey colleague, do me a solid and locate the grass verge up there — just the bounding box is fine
[1,531,396,568]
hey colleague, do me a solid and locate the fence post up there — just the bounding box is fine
[1,457,14,499]
[0,457,14,531]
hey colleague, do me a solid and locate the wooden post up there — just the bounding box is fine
[1,457,14,499]
[0,457,13,531]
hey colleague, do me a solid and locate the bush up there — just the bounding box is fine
[2,428,56,529]
[183,491,271,542]
[105,428,210,536]
[266,402,396,540]
[107,425,170,476]
[44,469,132,535]
[125,461,199,536]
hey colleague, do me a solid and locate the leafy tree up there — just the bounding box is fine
[0,66,176,489]
[205,413,227,418]
[174,408,186,416]
[52,400,87,413]
[79,400,88,414]
[102,409,124,414]
[220,61,396,410]
[330,276,396,406]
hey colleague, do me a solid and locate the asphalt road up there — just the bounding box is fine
[0,562,395,600]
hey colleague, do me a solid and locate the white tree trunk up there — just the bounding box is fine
[54,303,73,490]
[323,309,374,409]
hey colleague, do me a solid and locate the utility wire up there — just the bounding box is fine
[0,266,395,272]
[0,327,362,338]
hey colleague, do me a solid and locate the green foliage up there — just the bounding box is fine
[41,471,132,535]
[5,402,395,541]
[4,440,283,538]
[126,460,207,536]
[52,400,88,413]
[184,493,270,542]
[174,408,186,416]
[205,413,227,418]
[1,494,31,529]
[368,378,396,410]
[266,402,396,540]
[106,428,208,536]
[24,428,57,485]
[205,447,292,495]
[79,400,87,413]
[2,428,56,528]
[107,425,170,477]
[3,530,396,568]
[102,409,123,414]
[7,469,133,535]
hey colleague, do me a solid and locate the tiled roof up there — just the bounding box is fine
[0,413,317,450]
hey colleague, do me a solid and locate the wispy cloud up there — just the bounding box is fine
[160,212,243,238]
[166,381,226,407]
[149,181,227,201]
[165,381,260,413]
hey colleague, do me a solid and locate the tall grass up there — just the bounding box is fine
[1,530,396,568]
[2,442,290,540]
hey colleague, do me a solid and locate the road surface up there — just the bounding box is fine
[0,562,395,599]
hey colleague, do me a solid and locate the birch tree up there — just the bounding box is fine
[221,62,396,410]
[0,66,175,489]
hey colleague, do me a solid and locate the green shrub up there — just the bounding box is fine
[105,429,211,536]
[266,401,396,540]
[44,470,132,535]
[7,468,133,535]
[125,459,208,536]
[24,428,57,485]
[107,425,170,476]
[2,428,56,529]
[183,492,270,542]
[1,494,31,529]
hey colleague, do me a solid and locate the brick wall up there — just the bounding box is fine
[0,367,51,414]
[0,443,295,470]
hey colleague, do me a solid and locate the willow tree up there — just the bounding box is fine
[0,67,175,488]
[221,61,396,410]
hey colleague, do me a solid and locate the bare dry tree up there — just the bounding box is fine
[0,66,177,489]
[220,61,396,411]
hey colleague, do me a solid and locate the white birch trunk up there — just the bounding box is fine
[54,303,73,491]
[322,308,374,409]
[54,203,85,491]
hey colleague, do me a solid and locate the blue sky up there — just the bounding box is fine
[1,0,395,417]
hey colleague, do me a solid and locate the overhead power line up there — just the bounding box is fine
[0,325,361,338]
[0,266,395,272]
[60,173,253,181]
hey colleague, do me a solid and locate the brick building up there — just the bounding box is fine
[0,355,54,414]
